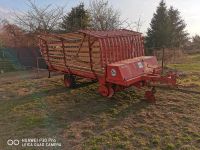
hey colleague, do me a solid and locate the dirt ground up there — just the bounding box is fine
[0,54,200,150]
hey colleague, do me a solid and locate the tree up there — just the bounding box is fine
[168,6,188,47]
[145,0,188,53]
[134,17,143,32]
[0,19,5,57]
[15,0,64,33]
[89,0,121,30]
[192,35,200,49]
[60,3,90,32]
[0,41,4,58]
[146,0,170,51]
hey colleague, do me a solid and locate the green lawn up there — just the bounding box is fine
[168,54,200,73]
[0,54,200,150]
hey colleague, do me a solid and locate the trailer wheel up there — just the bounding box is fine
[64,74,76,88]
[98,85,114,98]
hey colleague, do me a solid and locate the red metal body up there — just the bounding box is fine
[38,29,176,102]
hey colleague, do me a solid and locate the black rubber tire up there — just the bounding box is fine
[64,74,76,88]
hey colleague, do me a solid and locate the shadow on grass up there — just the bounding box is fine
[74,80,97,88]
[49,89,149,131]
[0,81,151,150]
[0,82,149,140]
[158,86,200,95]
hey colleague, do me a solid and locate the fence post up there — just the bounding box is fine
[47,66,51,78]
[37,57,39,78]
[161,47,165,74]
[48,71,51,78]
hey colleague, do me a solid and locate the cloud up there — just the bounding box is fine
[0,0,199,36]
[0,7,13,19]
[0,6,20,23]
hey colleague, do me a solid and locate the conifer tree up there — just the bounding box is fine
[61,3,90,32]
[146,0,188,53]
[168,6,188,47]
[146,0,170,51]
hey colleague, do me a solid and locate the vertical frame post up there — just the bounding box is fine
[162,47,165,74]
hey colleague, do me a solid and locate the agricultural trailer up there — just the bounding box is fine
[38,29,176,102]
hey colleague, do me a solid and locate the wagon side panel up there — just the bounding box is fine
[100,34,145,66]
[39,33,103,77]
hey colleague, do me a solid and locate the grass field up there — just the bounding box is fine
[0,54,200,150]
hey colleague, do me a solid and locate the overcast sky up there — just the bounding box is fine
[0,0,199,36]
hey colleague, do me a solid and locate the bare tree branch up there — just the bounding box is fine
[14,0,64,33]
[89,0,121,30]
